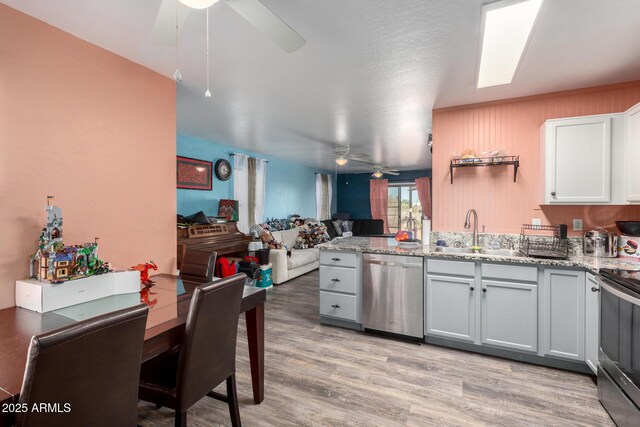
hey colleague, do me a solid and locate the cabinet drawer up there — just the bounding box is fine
[320,251,357,268]
[319,291,357,322]
[427,259,475,277]
[319,266,357,294]
[482,263,538,283]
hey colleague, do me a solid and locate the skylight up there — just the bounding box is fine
[477,0,543,88]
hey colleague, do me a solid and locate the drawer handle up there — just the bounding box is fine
[591,286,600,293]
[331,304,341,309]
[331,258,341,261]
[331,278,341,283]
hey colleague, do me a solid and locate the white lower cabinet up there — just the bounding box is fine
[543,269,585,361]
[426,259,596,371]
[319,250,361,325]
[426,274,475,343]
[481,280,538,352]
[585,273,600,373]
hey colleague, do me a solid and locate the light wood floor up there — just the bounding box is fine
[139,270,613,426]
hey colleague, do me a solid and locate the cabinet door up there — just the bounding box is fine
[426,275,475,342]
[481,280,538,352]
[625,102,640,202]
[585,273,600,374]
[544,269,586,361]
[546,116,611,203]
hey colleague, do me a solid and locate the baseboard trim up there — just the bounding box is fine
[424,335,593,375]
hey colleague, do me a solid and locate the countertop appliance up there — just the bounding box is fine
[584,229,618,258]
[598,268,640,426]
[362,253,423,339]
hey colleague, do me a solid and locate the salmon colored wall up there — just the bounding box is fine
[0,5,176,309]
[432,81,640,235]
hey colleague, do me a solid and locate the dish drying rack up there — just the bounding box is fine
[519,224,569,259]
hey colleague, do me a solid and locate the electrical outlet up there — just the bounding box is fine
[532,218,542,226]
[573,218,583,231]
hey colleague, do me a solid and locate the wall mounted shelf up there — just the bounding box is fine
[450,155,519,184]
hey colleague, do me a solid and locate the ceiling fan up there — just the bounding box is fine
[370,164,400,178]
[335,146,371,166]
[150,0,306,53]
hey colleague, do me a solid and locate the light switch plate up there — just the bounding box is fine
[573,218,583,231]
[532,218,542,226]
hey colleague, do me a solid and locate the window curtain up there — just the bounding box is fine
[234,155,267,233]
[315,173,332,220]
[250,157,267,226]
[415,177,432,219]
[370,179,390,233]
[233,154,249,233]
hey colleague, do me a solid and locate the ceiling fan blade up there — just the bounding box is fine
[150,0,190,46]
[347,154,371,161]
[383,171,400,176]
[225,0,306,53]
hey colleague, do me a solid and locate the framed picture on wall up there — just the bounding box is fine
[177,156,212,190]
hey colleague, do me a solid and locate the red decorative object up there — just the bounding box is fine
[133,261,159,307]
[177,156,213,190]
[132,261,158,288]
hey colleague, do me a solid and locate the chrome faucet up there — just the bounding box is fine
[464,209,479,247]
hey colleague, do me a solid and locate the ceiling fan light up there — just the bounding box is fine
[335,157,349,166]
[372,171,383,178]
[178,0,220,9]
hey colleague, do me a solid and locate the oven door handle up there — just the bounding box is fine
[600,279,640,306]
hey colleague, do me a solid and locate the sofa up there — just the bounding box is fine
[268,227,320,284]
[322,219,386,240]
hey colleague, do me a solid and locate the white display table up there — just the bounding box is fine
[15,270,140,313]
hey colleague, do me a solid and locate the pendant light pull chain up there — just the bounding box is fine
[173,1,182,82]
[204,7,212,98]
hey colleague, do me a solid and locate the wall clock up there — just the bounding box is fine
[215,159,232,181]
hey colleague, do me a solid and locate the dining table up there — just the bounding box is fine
[0,273,266,427]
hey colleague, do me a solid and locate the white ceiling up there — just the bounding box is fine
[4,0,640,173]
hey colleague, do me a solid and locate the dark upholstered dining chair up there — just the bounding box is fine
[180,249,217,283]
[15,304,149,427]
[138,274,245,427]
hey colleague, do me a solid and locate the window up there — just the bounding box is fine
[387,183,423,239]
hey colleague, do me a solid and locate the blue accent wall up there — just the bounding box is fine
[337,170,431,219]
[177,134,336,221]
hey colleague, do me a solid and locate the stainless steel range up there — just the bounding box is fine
[598,268,640,426]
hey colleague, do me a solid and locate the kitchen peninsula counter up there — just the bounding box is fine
[317,236,640,273]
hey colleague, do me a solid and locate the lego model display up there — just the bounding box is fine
[28,196,111,283]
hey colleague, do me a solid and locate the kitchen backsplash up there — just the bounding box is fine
[431,231,584,255]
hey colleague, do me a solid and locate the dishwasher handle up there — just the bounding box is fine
[365,259,422,268]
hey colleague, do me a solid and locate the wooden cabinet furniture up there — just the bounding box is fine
[625,102,640,202]
[424,260,479,343]
[319,250,362,328]
[426,260,538,352]
[543,269,585,361]
[539,100,640,206]
[540,114,613,204]
[481,279,538,353]
[425,258,593,373]
[585,272,600,374]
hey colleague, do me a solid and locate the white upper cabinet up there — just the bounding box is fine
[540,115,612,204]
[625,102,640,203]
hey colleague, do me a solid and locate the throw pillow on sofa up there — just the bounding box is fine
[341,220,354,233]
[331,220,343,236]
[294,223,330,249]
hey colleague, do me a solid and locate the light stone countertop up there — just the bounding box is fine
[316,236,640,274]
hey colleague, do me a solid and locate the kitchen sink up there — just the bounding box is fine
[433,247,474,254]
[433,247,524,257]
[478,249,524,257]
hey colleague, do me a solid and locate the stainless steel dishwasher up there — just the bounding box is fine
[362,253,424,339]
